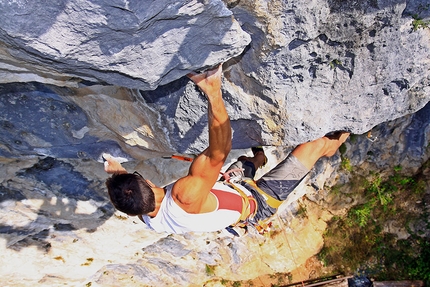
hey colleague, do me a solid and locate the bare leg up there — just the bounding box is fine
[291,132,350,170]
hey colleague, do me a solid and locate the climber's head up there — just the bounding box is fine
[106,171,155,216]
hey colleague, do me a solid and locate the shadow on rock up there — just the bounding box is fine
[0,157,114,251]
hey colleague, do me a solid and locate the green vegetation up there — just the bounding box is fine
[269,272,287,286]
[319,163,430,283]
[412,15,430,31]
[205,264,216,276]
[411,4,430,31]
[329,59,342,69]
[339,143,347,155]
[340,142,352,172]
[349,134,358,143]
[296,203,308,218]
[205,158,429,286]
[341,157,353,172]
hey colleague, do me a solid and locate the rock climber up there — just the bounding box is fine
[104,64,349,234]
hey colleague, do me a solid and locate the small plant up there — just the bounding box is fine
[296,203,307,218]
[329,184,343,196]
[205,264,216,276]
[393,165,402,172]
[411,4,430,31]
[347,201,374,227]
[339,143,347,155]
[341,157,353,172]
[412,14,430,31]
[365,173,394,210]
[349,134,358,143]
[329,59,342,69]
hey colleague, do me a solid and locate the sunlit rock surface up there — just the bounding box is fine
[0,0,429,286]
[0,0,250,90]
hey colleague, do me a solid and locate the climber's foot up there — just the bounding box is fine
[323,131,350,157]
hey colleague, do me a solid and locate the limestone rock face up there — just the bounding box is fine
[0,0,251,90]
[223,0,430,144]
[0,1,429,149]
[0,0,429,286]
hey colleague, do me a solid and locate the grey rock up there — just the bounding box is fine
[0,0,429,149]
[0,0,251,90]
[90,264,154,286]
[223,0,430,144]
[142,236,192,258]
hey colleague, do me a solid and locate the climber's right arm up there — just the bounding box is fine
[172,64,232,213]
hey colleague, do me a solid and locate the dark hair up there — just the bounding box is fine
[251,146,264,155]
[251,146,267,166]
[105,173,155,215]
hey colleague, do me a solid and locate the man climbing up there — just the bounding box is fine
[104,64,349,234]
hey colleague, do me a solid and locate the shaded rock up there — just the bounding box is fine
[0,185,26,202]
[0,82,128,160]
[18,157,104,201]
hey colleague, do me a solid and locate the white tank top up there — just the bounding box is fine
[142,181,252,234]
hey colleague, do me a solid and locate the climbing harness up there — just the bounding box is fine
[242,179,283,209]
[220,169,280,236]
[224,182,258,223]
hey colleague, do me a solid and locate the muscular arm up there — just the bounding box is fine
[173,64,232,213]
